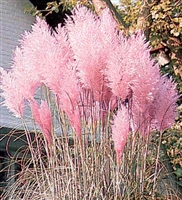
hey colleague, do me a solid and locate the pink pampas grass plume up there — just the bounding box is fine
[11,47,41,100]
[30,100,52,146]
[0,68,25,118]
[153,76,179,132]
[106,34,136,101]
[66,6,114,102]
[56,65,81,139]
[106,31,177,135]
[111,106,130,163]
[66,6,103,98]
[20,17,73,96]
[66,106,81,139]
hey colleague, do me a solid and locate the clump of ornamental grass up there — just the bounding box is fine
[0,6,181,199]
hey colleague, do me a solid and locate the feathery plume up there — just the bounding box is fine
[56,63,81,139]
[0,68,25,118]
[67,6,114,102]
[30,100,52,146]
[153,76,178,132]
[111,106,130,162]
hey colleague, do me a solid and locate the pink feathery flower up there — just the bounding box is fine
[41,24,74,95]
[153,76,178,132]
[66,6,114,102]
[106,34,136,100]
[66,6,102,92]
[106,32,159,102]
[99,9,119,105]
[0,18,51,117]
[18,17,73,96]
[66,106,81,139]
[56,63,81,139]
[106,32,167,135]
[30,100,52,146]
[11,47,41,100]
[0,19,52,117]
[131,62,161,134]
[111,106,130,162]
[13,17,52,86]
[1,17,73,116]
[21,17,71,94]
[0,68,25,118]
[99,8,118,48]
[128,33,161,114]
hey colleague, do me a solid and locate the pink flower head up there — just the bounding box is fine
[18,17,73,96]
[17,17,53,85]
[66,106,81,139]
[153,76,178,132]
[41,24,74,95]
[12,47,41,100]
[106,31,176,135]
[99,8,118,47]
[0,68,25,118]
[106,34,136,100]
[56,63,81,139]
[106,32,159,102]
[30,100,52,146]
[111,106,130,162]
[66,6,114,102]
[128,33,161,114]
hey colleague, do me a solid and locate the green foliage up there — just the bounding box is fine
[117,0,142,29]
[118,0,182,46]
[24,1,70,18]
[150,0,182,46]
[24,0,92,18]
[24,3,40,16]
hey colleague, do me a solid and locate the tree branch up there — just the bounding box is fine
[92,0,127,28]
